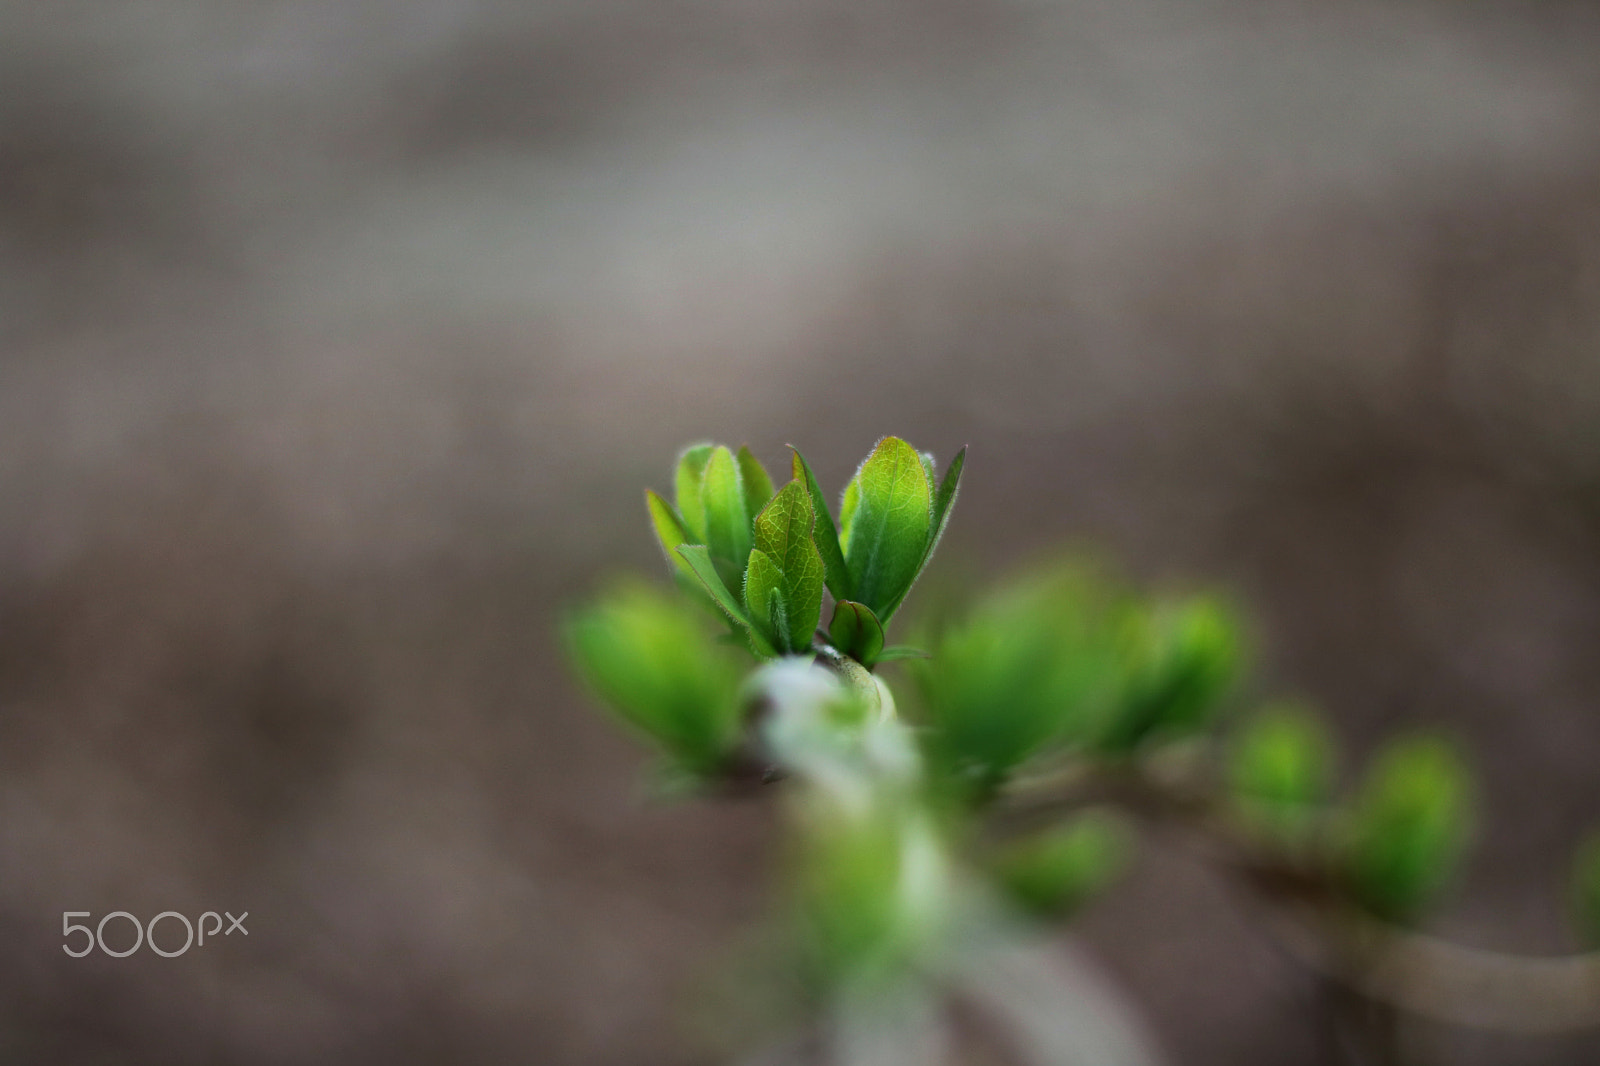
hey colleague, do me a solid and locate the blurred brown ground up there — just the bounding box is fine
[3,1,1600,1063]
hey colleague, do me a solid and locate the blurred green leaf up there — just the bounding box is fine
[677,544,777,658]
[841,437,933,623]
[1346,735,1473,923]
[993,810,1133,920]
[791,446,853,602]
[1570,832,1600,947]
[564,580,745,776]
[737,445,776,525]
[830,600,886,668]
[1101,596,1244,751]
[876,645,929,663]
[911,561,1122,801]
[1230,702,1336,835]
[747,479,827,653]
[674,442,713,542]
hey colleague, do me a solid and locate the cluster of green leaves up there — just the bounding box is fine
[1228,699,1600,943]
[646,438,963,664]
[907,561,1245,803]
[890,562,1245,920]
[1342,736,1474,922]
[1228,709,1476,922]
[1103,597,1243,749]
[571,437,962,781]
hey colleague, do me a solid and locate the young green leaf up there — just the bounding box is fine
[701,445,753,571]
[746,479,827,653]
[737,446,776,525]
[755,481,822,587]
[677,544,776,658]
[921,445,965,574]
[840,437,933,623]
[743,547,787,649]
[789,447,852,602]
[764,586,792,653]
[839,475,861,546]
[674,443,713,541]
[829,600,885,667]
[646,490,698,578]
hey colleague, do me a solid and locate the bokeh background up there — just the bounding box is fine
[3,1,1600,1063]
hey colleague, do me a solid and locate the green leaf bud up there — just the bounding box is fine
[1229,702,1336,838]
[910,561,1121,800]
[829,600,886,668]
[1102,595,1245,751]
[563,580,746,776]
[1345,735,1473,923]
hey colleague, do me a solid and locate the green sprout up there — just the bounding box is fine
[642,438,962,664]
[564,436,1598,1057]
[1344,735,1473,923]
